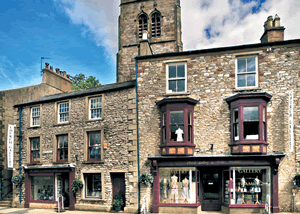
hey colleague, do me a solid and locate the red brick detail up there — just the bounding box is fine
[213,58,218,62]
[137,69,144,73]
[229,73,235,78]
[139,94,146,97]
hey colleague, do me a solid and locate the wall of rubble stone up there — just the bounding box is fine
[136,44,300,212]
[12,86,138,212]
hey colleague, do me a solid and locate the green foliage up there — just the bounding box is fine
[71,180,83,193]
[70,73,101,90]
[139,173,153,186]
[113,191,124,210]
[11,174,24,187]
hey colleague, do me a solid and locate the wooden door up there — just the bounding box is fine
[111,173,125,207]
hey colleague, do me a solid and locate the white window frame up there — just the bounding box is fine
[166,63,187,93]
[89,96,102,120]
[235,55,258,89]
[30,106,40,127]
[58,102,69,123]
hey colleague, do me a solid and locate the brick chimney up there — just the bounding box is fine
[260,14,285,43]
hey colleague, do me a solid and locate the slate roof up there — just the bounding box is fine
[14,80,136,107]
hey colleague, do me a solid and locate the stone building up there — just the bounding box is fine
[13,80,137,212]
[0,64,72,206]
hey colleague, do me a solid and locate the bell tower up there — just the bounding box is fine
[117,0,183,82]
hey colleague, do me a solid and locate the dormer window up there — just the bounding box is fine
[156,97,199,156]
[225,92,272,154]
[151,12,161,38]
[139,14,148,39]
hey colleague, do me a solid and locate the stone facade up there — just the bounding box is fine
[136,41,300,212]
[117,0,183,82]
[0,65,71,202]
[13,81,138,212]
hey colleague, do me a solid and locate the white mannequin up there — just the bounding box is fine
[175,127,183,141]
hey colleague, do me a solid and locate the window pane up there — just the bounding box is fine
[58,137,63,148]
[95,133,101,145]
[170,111,184,124]
[59,150,64,160]
[247,57,256,72]
[170,125,184,141]
[89,134,95,146]
[90,148,95,159]
[243,107,259,121]
[64,149,68,159]
[169,80,176,92]
[244,122,259,139]
[177,80,185,92]
[233,108,239,122]
[247,74,256,87]
[95,148,101,159]
[188,112,191,125]
[86,174,102,198]
[169,65,176,78]
[177,65,185,77]
[64,136,68,147]
[234,123,239,141]
[188,125,192,141]
[237,58,246,73]
[31,176,54,201]
[238,75,246,87]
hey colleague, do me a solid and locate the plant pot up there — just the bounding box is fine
[114,206,121,212]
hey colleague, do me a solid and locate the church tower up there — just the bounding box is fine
[117,0,183,82]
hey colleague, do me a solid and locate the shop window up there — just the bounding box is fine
[89,96,102,120]
[88,131,101,161]
[30,106,40,127]
[225,93,271,154]
[138,14,148,39]
[159,167,197,204]
[58,102,69,123]
[151,12,161,38]
[236,56,258,88]
[224,167,270,206]
[31,176,54,201]
[156,97,198,156]
[167,64,186,93]
[57,135,68,162]
[84,173,102,198]
[30,137,40,163]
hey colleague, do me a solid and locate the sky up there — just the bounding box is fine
[0,0,300,91]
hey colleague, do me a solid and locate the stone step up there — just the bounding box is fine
[0,200,12,207]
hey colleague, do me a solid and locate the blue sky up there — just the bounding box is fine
[0,0,300,91]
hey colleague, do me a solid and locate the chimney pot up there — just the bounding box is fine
[274,14,280,27]
[50,66,53,71]
[45,62,49,69]
[267,15,273,28]
[55,68,60,74]
[62,71,66,77]
[66,74,70,79]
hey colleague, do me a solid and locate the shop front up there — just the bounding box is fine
[24,165,75,210]
[149,154,284,214]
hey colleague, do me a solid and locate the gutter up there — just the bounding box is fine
[18,107,22,204]
[135,58,140,212]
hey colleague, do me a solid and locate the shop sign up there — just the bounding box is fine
[7,124,15,169]
[237,169,261,173]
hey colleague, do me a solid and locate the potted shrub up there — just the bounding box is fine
[113,191,124,212]
[139,173,153,186]
[71,180,83,193]
[293,174,300,187]
[11,174,24,188]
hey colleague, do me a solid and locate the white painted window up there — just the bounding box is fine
[58,102,69,123]
[166,64,187,93]
[89,97,102,120]
[236,56,258,88]
[31,107,40,127]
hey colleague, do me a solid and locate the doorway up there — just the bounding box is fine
[111,173,125,209]
[201,168,221,211]
[56,173,69,208]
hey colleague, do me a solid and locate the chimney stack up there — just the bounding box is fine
[45,62,49,69]
[260,14,285,43]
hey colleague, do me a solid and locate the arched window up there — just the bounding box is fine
[151,12,161,38]
[138,14,148,39]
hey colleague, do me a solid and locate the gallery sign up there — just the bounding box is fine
[7,124,15,169]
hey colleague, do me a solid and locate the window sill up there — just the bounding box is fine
[27,162,42,166]
[28,126,41,129]
[164,92,191,97]
[85,118,103,123]
[83,161,104,164]
[53,122,71,127]
[53,161,69,164]
[80,198,106,202]
[233,88,262,92]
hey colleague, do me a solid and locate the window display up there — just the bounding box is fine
[85,173,102,198]
[228,167,270,205]
[31,176,54,201]
[159,168,196,204]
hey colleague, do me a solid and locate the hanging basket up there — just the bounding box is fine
[11,174,24,188]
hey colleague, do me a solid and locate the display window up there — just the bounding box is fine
[223,167,270,206]
[31,176,54,201]
[159,167,197,204]
[84,173,102,198]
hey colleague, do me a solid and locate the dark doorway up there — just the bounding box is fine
[201,168,221,211]
[57,173,69,208]
[111,173,125,209]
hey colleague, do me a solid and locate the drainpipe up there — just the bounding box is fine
[18,107,22,204]
[135,58,140,212]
